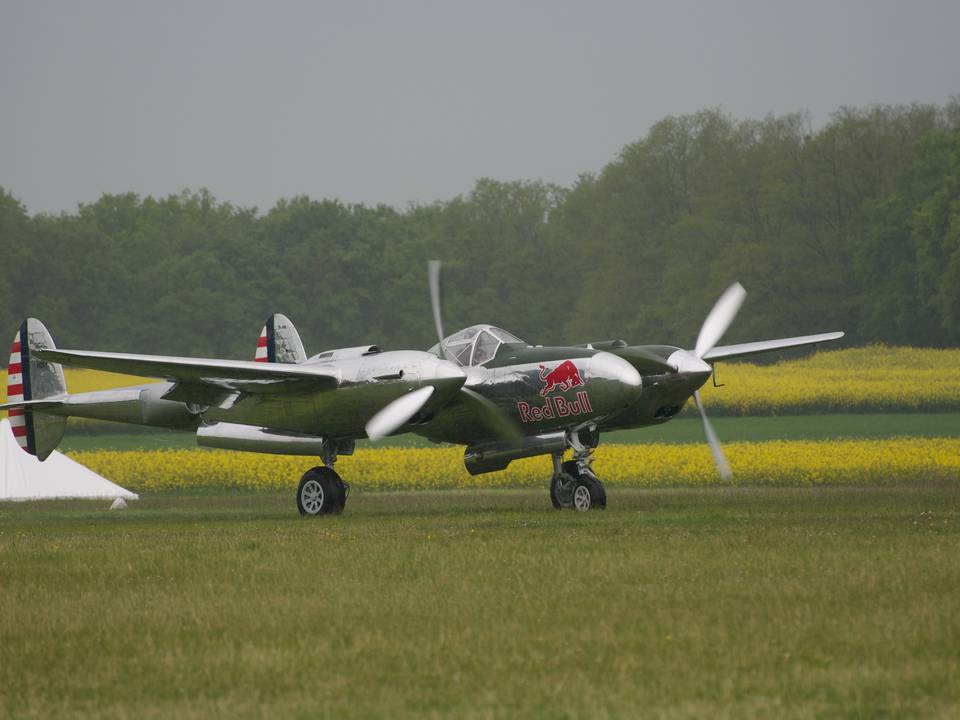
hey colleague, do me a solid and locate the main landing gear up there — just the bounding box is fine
[297,440,351,516]
[550,424,606,511]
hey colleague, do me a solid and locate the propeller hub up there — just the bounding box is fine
[425,357,468,386]
[667,350,712,376]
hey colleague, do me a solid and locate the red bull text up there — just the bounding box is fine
[517,390,593,423]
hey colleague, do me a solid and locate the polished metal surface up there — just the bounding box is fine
[420,349,643,445]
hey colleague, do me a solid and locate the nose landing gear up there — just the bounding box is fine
[549,424,606,511]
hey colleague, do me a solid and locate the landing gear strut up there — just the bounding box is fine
[550,424,606,511]
[296,439,351,516]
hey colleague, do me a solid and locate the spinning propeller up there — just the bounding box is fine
[428,261,521,440]
[365,262,520,441]
[669,282,746,480]
[366,386,437,440]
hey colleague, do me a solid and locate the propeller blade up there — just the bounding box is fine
[365,386,435,440]
[428,260,450,360]
[460,387,522,441]
[693,390,732,480]
[694,282,746,359]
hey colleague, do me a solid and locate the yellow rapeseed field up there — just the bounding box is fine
[2,346,958,416]
[696,345,960,413]
[69,438,960,492]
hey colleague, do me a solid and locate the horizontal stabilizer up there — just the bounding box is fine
[1,388,152,414]
[33,348,341,395]
[702,331,845,362]
[0,396,67,412]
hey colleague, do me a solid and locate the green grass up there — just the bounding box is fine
[2,486,959,718]
[58,412,960,451]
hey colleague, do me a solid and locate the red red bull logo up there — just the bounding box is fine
[538,360,584,397]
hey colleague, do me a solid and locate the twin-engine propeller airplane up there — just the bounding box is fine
[2,262,842,514]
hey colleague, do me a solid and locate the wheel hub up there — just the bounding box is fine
[301,478,324,514]
[573,484,591,511]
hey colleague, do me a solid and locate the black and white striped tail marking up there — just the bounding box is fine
[7,322,35,454]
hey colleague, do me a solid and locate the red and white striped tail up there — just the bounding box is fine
[5,318,67,459]
[7,327,29,450]
[255,326,269,363]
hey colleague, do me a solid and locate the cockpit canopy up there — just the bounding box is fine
[428,324,526,366]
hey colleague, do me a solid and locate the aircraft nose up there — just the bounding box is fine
[590,351,642,393]
[667,350,712,376]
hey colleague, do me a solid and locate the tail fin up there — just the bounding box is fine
[6,318,67,460]
[254,313,306,364]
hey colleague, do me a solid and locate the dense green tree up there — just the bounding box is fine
[1,100,959,359]
[857,130,960,345]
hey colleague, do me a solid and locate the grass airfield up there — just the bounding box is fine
[2,486,959,718]
[6,352,960,716]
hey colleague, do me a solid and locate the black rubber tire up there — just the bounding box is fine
[296,466,347,516]
[572,468,606,511]
[549,475,565,509]
[550,460,579,509]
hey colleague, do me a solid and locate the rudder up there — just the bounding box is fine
[254,313,306,364]
[7,318,67,460]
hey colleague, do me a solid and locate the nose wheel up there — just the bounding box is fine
[550,459,606,511]
[549,425,606,511]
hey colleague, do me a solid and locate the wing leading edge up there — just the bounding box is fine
[33,348,340,395]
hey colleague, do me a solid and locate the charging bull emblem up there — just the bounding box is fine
[538,360,584,397]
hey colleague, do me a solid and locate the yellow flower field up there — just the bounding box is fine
[68,438,960,492]
[691,345,960,414]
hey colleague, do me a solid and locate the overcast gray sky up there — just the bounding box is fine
[2,0,958,214]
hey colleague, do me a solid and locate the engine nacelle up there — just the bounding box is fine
[463,431,567,475]
[139,384,200,429]
[307,345,382,363]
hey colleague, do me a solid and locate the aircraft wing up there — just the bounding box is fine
[33,348,340,395]
[701,331,844,362]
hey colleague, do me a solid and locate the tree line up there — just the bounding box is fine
[1,100,959,360]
